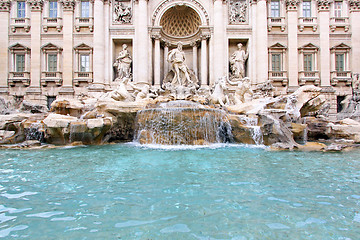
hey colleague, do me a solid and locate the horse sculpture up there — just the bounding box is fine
[210,76,230,106]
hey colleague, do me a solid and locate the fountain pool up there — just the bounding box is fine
[0,144,360,239]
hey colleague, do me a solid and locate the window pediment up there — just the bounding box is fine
[74,43,93,51]
[299,43,319,50]
[331,43,350,51]
[269,43,287,50]
[41,43,63,51]
[9,43,30,52]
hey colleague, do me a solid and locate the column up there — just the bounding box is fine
[91,0,105,91]
[318,1,331,86]
[213,0,225,81]
[0,1,10,95]
[286,0,299,88]
[153,36,161,86]
[250,0,257,84]
[191,41,198,76]
[163,42,169,75]
[201,36,208,86]
[134,0,149,83]
[350,1,360,76]
[256,0,268,84]
[60,0,75,95]
[26,0,43,101]
[104,0,110,86]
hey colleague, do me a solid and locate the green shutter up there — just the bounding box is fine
[16,54,25,72]
[48,54,57,72]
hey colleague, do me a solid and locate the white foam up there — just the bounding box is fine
[26,211,64,218]
[0,225,28,238]
[1,192,38,199]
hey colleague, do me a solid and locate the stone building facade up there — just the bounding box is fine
[0,0,359,115]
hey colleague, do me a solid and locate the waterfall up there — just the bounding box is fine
[134,100,232,145]
[236,115,264,145]
[24,122,44,142]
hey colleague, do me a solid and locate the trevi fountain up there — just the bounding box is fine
[1,43,360,239]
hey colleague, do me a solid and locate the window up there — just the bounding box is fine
[47,96,56,110]
[271,54,281,71]
[16,54,25,72]
[80,54,90,72]
[49,0,57,18]
[81,0,90,18]
[304,54,313,71]
[48,54,57,72]
[17,1,26,18]
[303,0,311,17]
[334,1,342,18]
[270,0,280,18]
[335,53,344,72]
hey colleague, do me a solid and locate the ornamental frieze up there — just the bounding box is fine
[229,0,248,24]
[60,0,75,11]
[349,0,360,11]
[286,0,299,10]
[317,0,331,11]
[27,0,43,11]
[0,0,10,12]
[113,0,132,24]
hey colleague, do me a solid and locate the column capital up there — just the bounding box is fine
[27,0,43,11]
[317,0,331,11]
[349,0,360,12]
[0,0,11,12]
[60,0,75,11]
[286,0,299,11]
[190,41,198,47]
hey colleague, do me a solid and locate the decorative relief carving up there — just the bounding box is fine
[317,0,331,11]
[60,0,75,11]
[0,0,11,12]
[286,0,299,10]
[152,0,209,26]
[27,0,43,11]
[349,0,360,11]
[113,0,132,24]
[229,0,248,24]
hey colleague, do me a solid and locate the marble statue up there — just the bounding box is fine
[229,0,247,24]
[210,76,230,106]
[227,77,253,105]
[229,43,248,80]
[167,42,193,86]
[104,77,134,102]
[114,44,132,80]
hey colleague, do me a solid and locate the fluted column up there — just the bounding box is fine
[59,0,75,95]
[256,0,268,84]
[163,42,169,75]
[91,0,105,91]
[0,1,11,95]
[286,0,299,87]
[350,1,360,76]
[318,0,331,87]
[213,0,225,81]
[191,41,198,76]
[134,0,149,83]
[201,35,208,86]
[26,0,43,100]
[153,36,161,86]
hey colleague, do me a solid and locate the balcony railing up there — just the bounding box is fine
[298,17,317,32]
[299,71,320,85]
[74,72,93,86]
[330,17,350,32]
[43,17,63,32]
[41,72,63,86]
[268,71,288,86]
[10,18,30,33]
[75,17,94,32]
[267,17,286,32]
[8,72,31,87]
[330,71,352,86]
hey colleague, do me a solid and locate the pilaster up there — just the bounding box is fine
[317,0,331,87]
[256,0,268,84]
[213,0,225,81]
[350,0,360,75]
[0,0,10,95]
[59,0,75,96]
[201,34,209,86]
[191,41,198,76]
[26,0,44,102]
[286,0,299,87]
[152,33,161,87]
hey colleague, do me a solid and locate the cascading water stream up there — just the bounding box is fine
[134,101,232,145]
[236,115,264,145]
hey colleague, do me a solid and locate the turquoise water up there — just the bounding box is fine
[0,144,360,239]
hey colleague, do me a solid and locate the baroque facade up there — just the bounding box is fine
[0,0,359,116]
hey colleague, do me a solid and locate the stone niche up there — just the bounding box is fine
[228,39,249,78]
[113,39,133,81]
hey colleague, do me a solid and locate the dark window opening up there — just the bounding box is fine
[337,95,346,113]
[47,96,56,110]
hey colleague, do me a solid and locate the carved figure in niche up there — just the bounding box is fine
[114,1,132,24]
[229,0,247,24]
[114,44,132,80]
[227,77,253,105]
[230,43,248,80]
[167,42,193,86]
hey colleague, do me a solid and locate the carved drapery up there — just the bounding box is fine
[27,0,43,11]
[229,0,248,24]
[60,0,75,11]
[113,0,132,24]
[0,0,11,12]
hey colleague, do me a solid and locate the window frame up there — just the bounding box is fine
[17,1,26,18]
[49,0,58,18]
[80,54,90,72]
[15,54,25,72]
[303,53,313,72]
[302,0,312,18]
[334,1,342,18]
[47,53,58,72]
[270,0,280,18]
[81,0,90,18]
